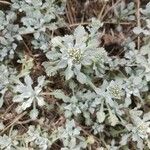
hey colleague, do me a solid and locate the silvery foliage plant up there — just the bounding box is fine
[0,130,19,150]
[0,125,58,150]
[11,0,65,33]
[57,119,87,150]
[43,18,110,84]
[11,0,66,52]
[113,1,135,22]
[24,125,51,150]
[0,64,17,108]
[13,75,46,119]
[51,82,124,127]
[0,1,150,150]
[0,10,21,61]
[133,1,150,36]
[133,2,150,81]
[120,108,150,150]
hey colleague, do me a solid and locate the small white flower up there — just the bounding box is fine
[67,48,82,63]
[107,80,124,99]
[136,122,150,139]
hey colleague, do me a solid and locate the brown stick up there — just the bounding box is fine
[0,111,27,135]
[101,0,122,20]
[0,0,11,5]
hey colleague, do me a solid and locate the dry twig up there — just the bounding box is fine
[0,111,27,135]
[0,0,11,5]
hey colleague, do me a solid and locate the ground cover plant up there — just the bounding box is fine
[0,0,150,149]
